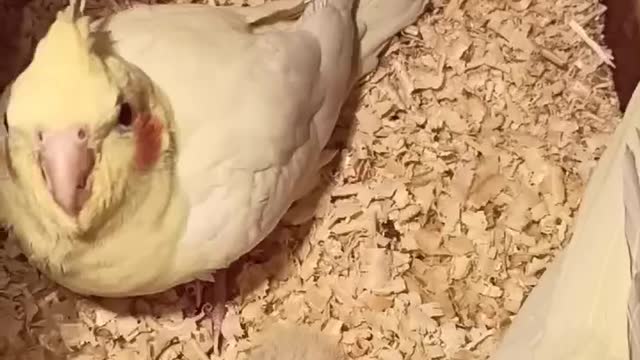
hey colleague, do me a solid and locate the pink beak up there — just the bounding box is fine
[38,127,95,216]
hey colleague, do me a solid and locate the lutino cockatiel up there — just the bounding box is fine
[0,0,426,347]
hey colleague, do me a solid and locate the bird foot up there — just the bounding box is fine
[210,271,227,356]
[211,300,226,356]
[186,271,228,355]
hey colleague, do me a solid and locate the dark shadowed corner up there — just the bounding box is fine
[0,0,27,91]
[0,0,73,91]
[602,0,640,111]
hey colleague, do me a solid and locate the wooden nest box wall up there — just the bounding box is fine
[603,0,640,110]
[0,2,26,91]
[0,0,67,91]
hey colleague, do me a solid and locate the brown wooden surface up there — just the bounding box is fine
[0,1,27,91]
[603,0,640,111]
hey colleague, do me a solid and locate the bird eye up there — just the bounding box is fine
[117,102,133,130]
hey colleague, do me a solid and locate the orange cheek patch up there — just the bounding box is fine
[133,114,163,172]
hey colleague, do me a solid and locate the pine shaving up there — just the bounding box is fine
[568,19,615,67]
[0,0,623,359]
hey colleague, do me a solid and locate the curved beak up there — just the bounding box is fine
[38,127,95,216]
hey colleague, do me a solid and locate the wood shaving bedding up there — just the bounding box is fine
[0,0,621,358]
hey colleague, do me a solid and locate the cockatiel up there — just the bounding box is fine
[0,0,426,347]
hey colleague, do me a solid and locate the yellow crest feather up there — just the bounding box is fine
[42,4,93,71]
[8,4,118,130]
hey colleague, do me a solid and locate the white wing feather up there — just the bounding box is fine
[101,3,346,275]
[624,131,640,360]
[99,0,427,279]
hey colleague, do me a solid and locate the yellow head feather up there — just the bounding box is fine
[8,5,118,131]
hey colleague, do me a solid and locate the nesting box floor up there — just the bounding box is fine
[0,0,621,359]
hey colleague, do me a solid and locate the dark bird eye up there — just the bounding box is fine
[117,102,133,129]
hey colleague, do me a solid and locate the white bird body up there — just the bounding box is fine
[87,2,354,295]
[0,0,426,299]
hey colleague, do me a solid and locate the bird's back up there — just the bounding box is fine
[96,3,335,276]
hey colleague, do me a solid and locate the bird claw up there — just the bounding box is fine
[185,274,227,355]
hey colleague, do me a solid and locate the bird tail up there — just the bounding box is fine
[248,0,428,80]
[246,323,344,360]
[295,0,358,149]
[355,0,428,76]
[296,0,429,79]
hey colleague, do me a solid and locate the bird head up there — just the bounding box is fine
[2,5,175,233]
